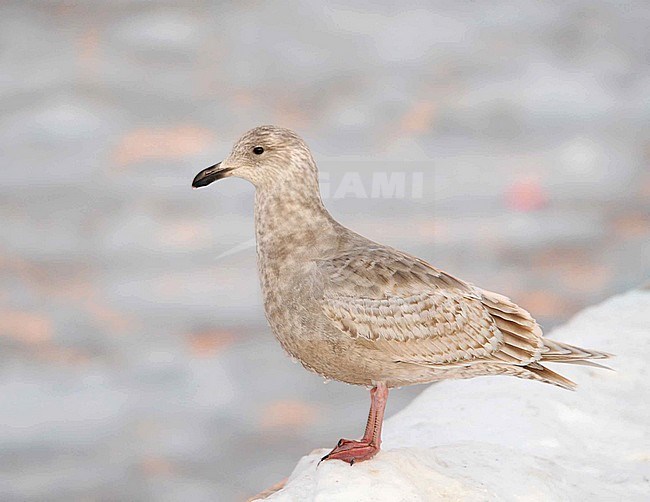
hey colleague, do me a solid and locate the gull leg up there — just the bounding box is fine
[321,382,388,465]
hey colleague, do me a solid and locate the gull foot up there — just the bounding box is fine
[320,438,380,465]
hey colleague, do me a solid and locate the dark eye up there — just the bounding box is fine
[253,146,264,155]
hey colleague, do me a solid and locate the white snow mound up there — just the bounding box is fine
[260,290,650,501]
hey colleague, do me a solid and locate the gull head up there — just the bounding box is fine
[192,125,318,190]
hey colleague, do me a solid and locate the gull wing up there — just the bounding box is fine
[316,246,543,366]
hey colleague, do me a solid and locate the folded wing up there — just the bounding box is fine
[318,247,538,366]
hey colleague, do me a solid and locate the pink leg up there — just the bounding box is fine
[321,382,389,465]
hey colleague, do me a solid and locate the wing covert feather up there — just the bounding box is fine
[317,248,511,365]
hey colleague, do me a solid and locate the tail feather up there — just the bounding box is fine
[551,359,613,371]
[526,363,577,390]
[541,339,612,362]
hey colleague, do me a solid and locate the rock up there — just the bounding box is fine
[256,290,650,501]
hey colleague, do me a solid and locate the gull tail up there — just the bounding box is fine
[480,289,613,390]
[525,339,613,390]
[525,362,578,390]
[540,338,612,363]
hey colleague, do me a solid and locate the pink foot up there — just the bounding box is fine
[320,383,388,466]
[321,438,380,465]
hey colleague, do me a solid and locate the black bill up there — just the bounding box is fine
[192,162,233,188]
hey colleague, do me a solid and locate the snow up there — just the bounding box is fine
[258,290,650,501]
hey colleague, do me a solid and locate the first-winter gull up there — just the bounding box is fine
[192,125,610,464]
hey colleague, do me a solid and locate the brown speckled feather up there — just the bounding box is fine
[319,248,504,365]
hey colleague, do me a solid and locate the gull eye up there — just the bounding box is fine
[253,146,264,155]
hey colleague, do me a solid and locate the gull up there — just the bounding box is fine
[192,125,610,465]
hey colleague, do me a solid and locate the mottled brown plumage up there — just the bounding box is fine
[192,125,610,463]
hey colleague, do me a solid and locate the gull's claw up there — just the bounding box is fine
[320,438,380,465]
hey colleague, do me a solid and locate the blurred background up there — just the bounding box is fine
[1,1,649,500]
